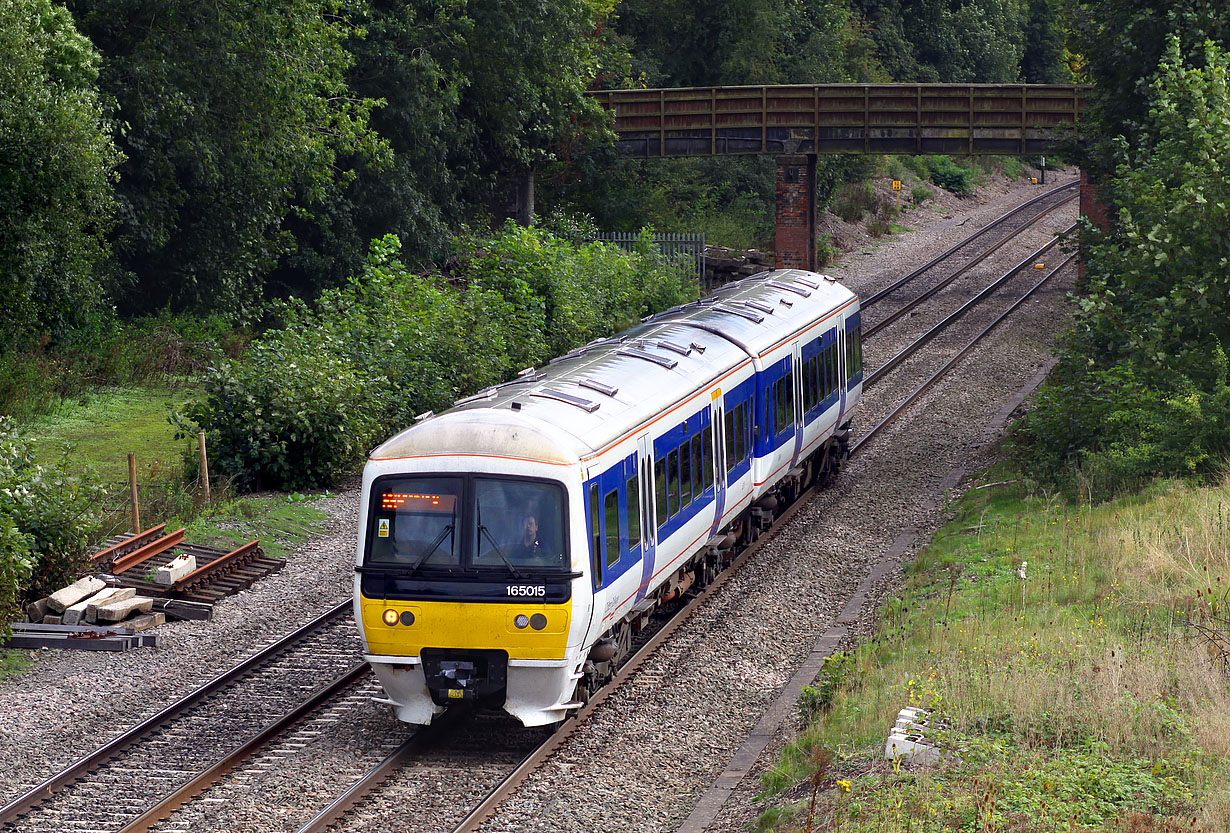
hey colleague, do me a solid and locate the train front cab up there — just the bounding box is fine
[354,459,594,727]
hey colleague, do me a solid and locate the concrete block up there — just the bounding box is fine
[95,596,154,624]
[885,706,942,766]
[153,553,197,586]
[42,615,63,625]
[47,576,106,613]
[25,598,49,623]
[125,612,165,632]
[84,587,136,624]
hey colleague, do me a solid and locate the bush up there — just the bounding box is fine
[831,183,877,222]
[1015,353,1230,499]
[911,184,934,204]
[927,155,977,195]
[0,418,104,612]
[182,226,699,490]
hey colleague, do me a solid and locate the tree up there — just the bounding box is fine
[0,0,119,348]
[270,0,619,298]
[67,0,384,317]
[1072,0,1230,176]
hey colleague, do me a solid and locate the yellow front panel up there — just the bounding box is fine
[360,595,571,660]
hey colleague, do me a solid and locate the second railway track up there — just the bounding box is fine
[0,178,1080,833]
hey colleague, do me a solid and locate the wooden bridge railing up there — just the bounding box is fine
[589,84,1090,157]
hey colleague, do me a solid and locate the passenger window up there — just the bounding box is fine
[690,434,702,497]
[734,403,746,462]
[853,327,862,374]
[603,489,620,567]
[802,359,812,411]
[785,368,795,420]
[667,449,679,517]
[775,378,787,436]
[655,457,668,529]
[627,474,640,551]
[724,409,736,472]
[702,424,715,488]
[589,483,601,588]
[678,439,692,507]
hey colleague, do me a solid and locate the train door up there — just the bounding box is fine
[634,435,656,601]
[837,319,848,423]
[708,391,727,538]
[790,341,804,467]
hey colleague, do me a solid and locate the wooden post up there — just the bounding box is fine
[198,432,211,504]
[128,452,140,533]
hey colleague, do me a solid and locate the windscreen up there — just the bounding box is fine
[472,478,567,571]
[367,477,462,567]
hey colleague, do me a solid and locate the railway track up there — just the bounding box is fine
[0,182,1078,833]
[290,197,1081,833]
[0,604,360,832]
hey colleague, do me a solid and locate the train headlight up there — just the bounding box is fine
[514,614,530,629]
[530,613,547,631]
[399,610,415,626]
[382,608,399,626]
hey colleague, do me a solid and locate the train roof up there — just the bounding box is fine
[369,270,857,465]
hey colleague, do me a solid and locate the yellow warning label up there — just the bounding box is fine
[447,688,464,699]
[891,180,902,191]
[378,518,390,538]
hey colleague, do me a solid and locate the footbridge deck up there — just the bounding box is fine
[590,84,1089,157]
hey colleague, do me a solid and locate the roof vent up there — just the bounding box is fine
[712,304,764,323]
[791,276,821,289]
[578,378,619,397]
[779,298,794,307]
[517,366,537,377]
[617,347,679,370]
[656,339,692,356]
[532,388,600,413]
[414,410,434,422]
[690,341,707,353]
[736,299,775,314]
[767,280,812,297]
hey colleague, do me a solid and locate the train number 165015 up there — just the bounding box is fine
[506,585,546,597]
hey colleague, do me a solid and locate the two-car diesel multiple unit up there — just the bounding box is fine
[354,269,863,727]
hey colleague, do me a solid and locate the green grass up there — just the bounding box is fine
[22,385,194,484]
[758,465,1230,832]
[183,493,331,561]
[0,649,31,682]
[16,382,334,561]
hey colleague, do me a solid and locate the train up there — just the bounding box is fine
[352,268,862,726]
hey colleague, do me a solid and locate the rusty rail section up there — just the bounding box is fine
[175,540,262,593]
[590,83,1089,157]
[111,528,186,574]
[89,524,167,564]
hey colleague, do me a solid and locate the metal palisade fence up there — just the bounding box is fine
[589,231,708,290]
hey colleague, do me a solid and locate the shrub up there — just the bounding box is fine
[1015,352,1230,499]
[0,418,104,609]
[831,183,877,222]
[181,226,699,490]
[927,155,977,195]
[911,184,934,204]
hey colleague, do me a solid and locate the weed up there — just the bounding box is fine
[832,184,877,222]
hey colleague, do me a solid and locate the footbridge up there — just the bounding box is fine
[586,84,1090,269]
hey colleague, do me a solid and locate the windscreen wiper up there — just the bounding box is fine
[405,523,454,575]
[477,524,524,578]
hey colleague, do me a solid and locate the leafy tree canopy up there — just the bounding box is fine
[0,0,120,348]
[68,0,386,318]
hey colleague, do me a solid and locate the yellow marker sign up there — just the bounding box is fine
[447,688,465,699]
[378,518,390,538]
[891,180,902,191]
